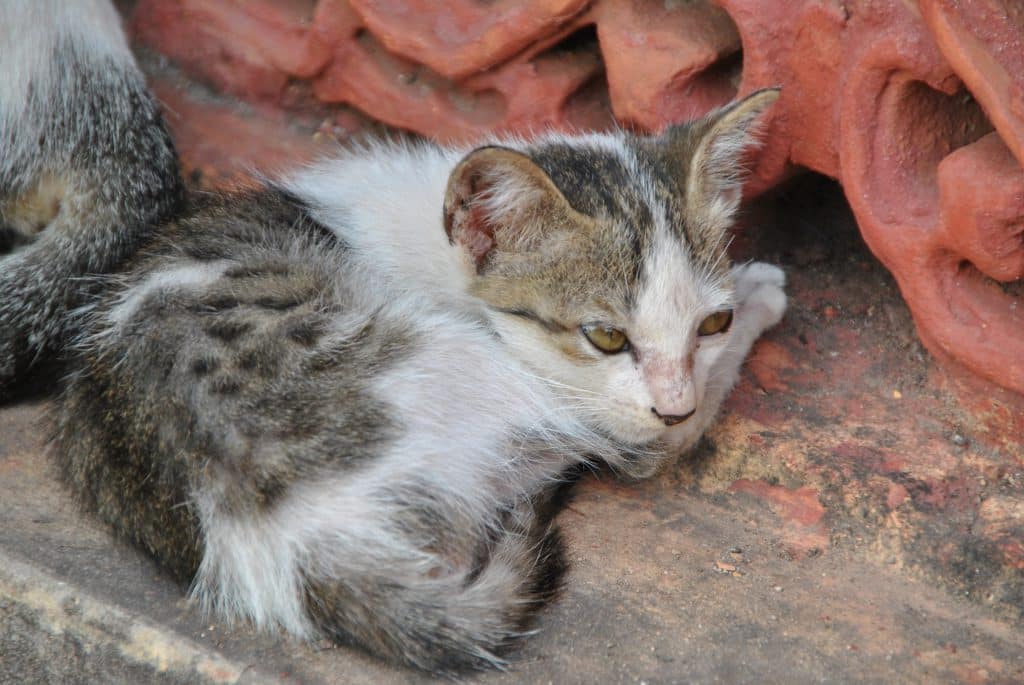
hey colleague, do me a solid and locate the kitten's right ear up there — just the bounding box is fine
[667,87,780,231]
[444,146,587,273]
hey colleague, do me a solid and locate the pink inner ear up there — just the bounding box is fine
[452,203,496,270]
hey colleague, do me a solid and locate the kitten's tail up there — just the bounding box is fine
[308,519,567,674]
[195,487,570,676]
[0,0,184,399]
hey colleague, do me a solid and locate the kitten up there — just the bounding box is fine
[1,0,786,675]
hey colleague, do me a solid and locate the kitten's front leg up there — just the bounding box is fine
[706,260,788,404]
[666,262,787,455]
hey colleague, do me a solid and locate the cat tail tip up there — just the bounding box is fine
[306,520,568,677]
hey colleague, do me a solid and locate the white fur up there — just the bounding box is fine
[105,260,232,328]
[288,143,472,306]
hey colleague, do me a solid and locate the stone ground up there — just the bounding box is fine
[1,59,1023,685]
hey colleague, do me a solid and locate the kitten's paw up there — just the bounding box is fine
[732,261,787,330]
[733,261,785,299]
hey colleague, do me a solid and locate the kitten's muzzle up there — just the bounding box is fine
[651,406,696,426]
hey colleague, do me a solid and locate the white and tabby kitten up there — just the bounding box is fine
[1,0,785,675]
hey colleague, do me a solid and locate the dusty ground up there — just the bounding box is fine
[1,60,1022,684]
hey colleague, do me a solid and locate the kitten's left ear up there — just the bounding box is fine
[669,87,780,229]
[444,146,589,273]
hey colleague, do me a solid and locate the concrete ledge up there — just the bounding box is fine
[0,551,258,685]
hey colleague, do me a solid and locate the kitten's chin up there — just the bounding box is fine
[585,413,671,468]
[590,411,666,447]
[660,426,702,455]
[587,412,701,479]
[606,442,671,480]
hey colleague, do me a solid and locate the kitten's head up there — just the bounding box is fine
[443,89,779,470]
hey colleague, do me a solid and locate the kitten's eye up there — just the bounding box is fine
[697,310,733,336]
[581,323,630,354]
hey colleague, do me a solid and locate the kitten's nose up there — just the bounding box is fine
[651,406,696,426]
